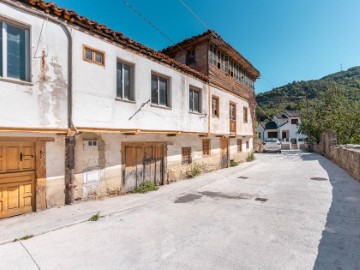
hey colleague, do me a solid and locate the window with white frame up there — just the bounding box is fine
[0,20,30,81]
[151,73,170,107]
[189,87,201,113]
[116,61,134,100]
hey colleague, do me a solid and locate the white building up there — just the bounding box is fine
[257,111,307,149]
[0,0,259,219]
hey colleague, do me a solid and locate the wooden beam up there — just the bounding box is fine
[0,137,55,142]
[0,127,67,134]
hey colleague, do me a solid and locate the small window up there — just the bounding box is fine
[189,87,201,113]
[246,141,249,149]
[186,48,196,65]
[291,118,299,125]
[212,96,219,117]
[151,73,170,107]
[0,21,30,81]
[237,139,242,152]
[243,107,248,123]
[182,147,192,164]
[83,140,98,151]
[202,139,211,156]
[230,103,236,120]
[83,45,105,66]
[117,61,134,100]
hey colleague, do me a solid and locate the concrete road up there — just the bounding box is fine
[1,151,359,270]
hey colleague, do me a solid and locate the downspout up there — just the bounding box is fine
[1,0,75,204]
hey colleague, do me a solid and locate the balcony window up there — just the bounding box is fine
[212,96,219,117]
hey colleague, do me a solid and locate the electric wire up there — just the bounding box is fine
[177,0,210,30]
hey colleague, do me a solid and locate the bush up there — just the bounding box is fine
[246,150,255,162]
[133,182,159,193]
[230,160,239,167]
[191,163,201,177]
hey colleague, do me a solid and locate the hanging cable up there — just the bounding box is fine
[177,0,210,30]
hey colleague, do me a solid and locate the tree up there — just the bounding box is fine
[298,86,360,144]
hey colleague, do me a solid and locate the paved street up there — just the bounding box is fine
[1,151,359,270]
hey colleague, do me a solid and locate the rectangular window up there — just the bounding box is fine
[0,21,30,81]
[246,141,250,149]
[202,139,211,156]
[243,107,248,123]
[268,132,278,138]
[291,118,299,125]
[230,103,236,120]
[151,73,170,107]
[189,87,201,113]
[186,48,196,65]
[116,61,134,100]
[212,96,219,117]
[83,45,105,66]
[237,139,242,152]
[209,44,216,66]
[182,147,192,164]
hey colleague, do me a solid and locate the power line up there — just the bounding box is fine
[122,0,179,48]
[177,0,210,30]
[260,75,277,89]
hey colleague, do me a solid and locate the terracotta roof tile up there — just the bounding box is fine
[19,0,208,82]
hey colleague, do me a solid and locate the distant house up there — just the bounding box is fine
[257,111,307,149]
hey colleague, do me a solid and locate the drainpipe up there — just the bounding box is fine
[1,0,75,204]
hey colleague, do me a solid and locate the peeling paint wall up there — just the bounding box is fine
[0,3,68,128]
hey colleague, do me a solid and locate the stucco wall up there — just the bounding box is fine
[210,86,253,136]
[70,133,253,200]
[0,2,68,129]
[71,29,209,133]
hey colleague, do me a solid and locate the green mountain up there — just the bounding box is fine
[256,66,360,121]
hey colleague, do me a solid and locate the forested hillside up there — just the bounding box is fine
[256,66,360,121]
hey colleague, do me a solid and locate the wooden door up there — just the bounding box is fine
[143,144,164,186]
[124,143,164,192]
[220,138,229,169]
[0,142,36,219]
[124,146,144,192]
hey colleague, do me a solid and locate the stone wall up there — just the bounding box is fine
[329,145,360,182]
[314,131,360,182]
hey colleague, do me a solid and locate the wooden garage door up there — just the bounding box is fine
[124,143,165,192]
[0,142,36,219]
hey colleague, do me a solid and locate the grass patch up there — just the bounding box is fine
[89,211,101,221]
[133,182,159,193]
[246,150,255,162]
[191,163,201,177]
[13,235,34,242]
[230,160,239,167]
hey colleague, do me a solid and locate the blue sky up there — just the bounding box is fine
[55,0,360,94]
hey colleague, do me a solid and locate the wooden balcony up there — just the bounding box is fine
[230,120,236,134]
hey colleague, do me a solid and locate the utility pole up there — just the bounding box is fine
[340,64,343,71]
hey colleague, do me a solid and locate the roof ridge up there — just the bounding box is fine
[19,0,208,81]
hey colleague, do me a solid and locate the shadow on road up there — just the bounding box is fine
[301,152,360,270]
